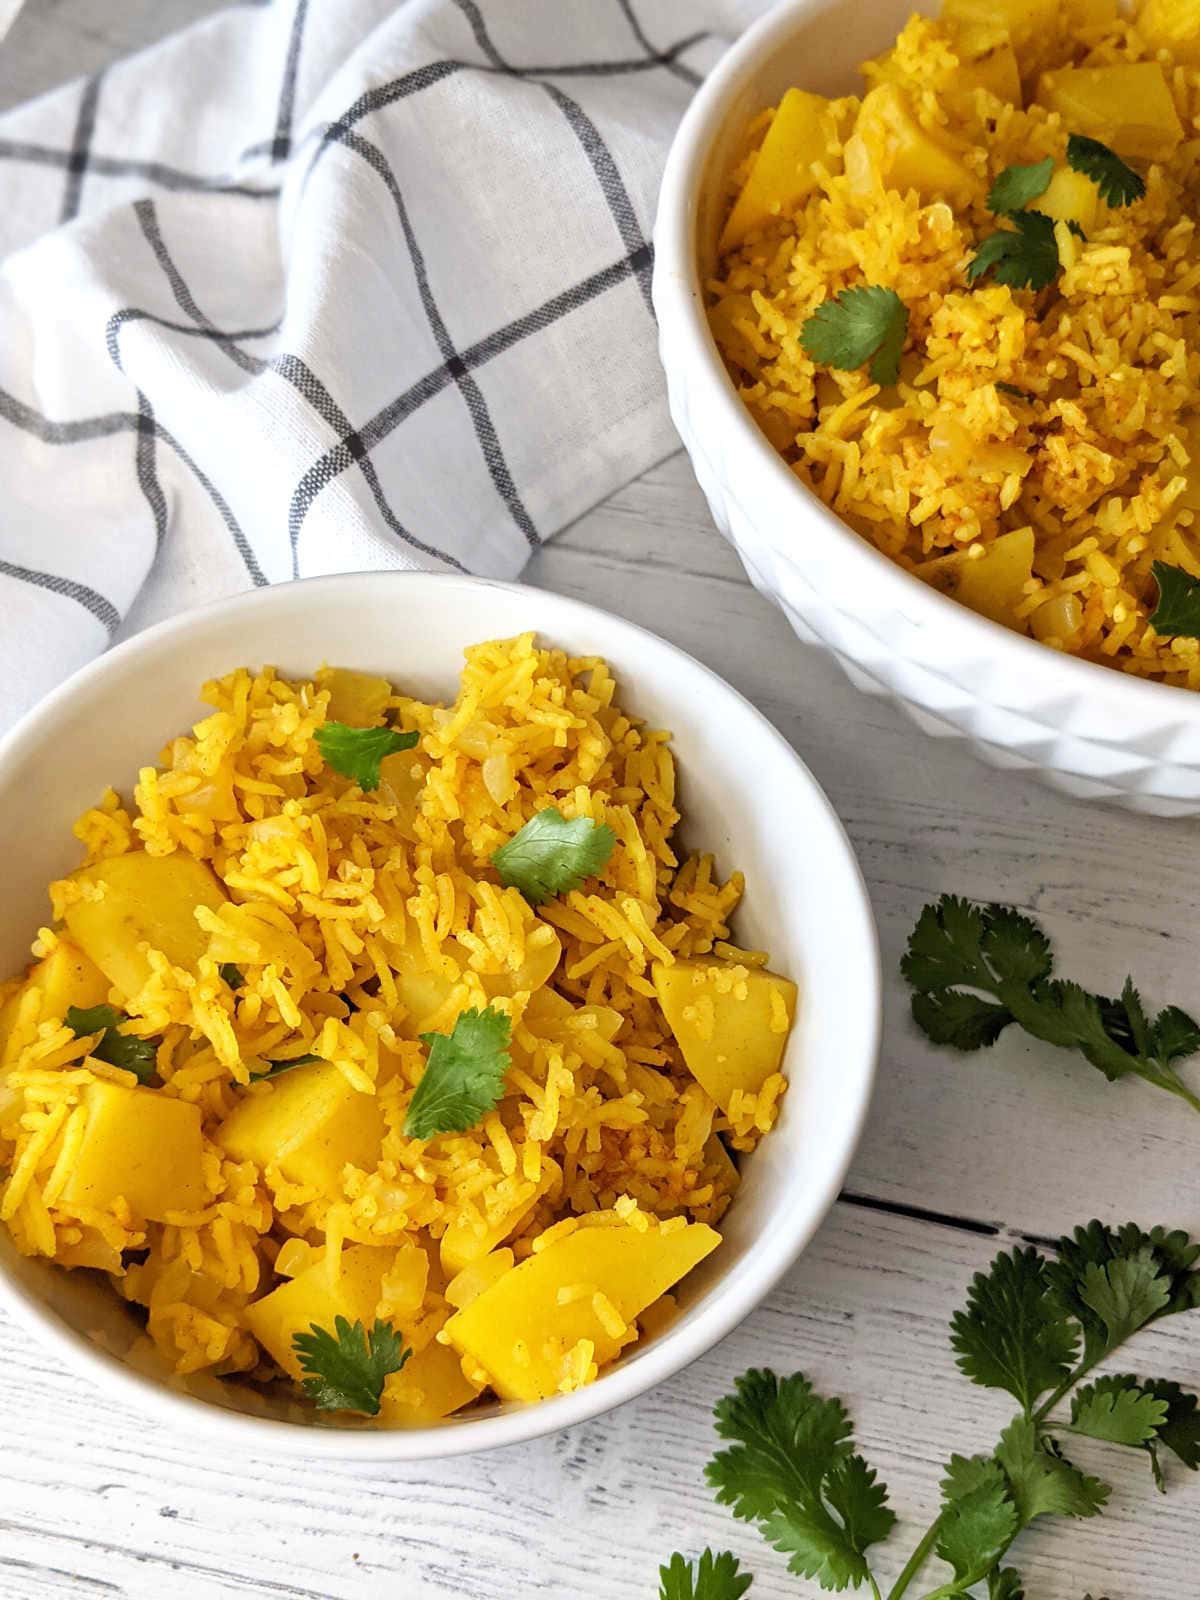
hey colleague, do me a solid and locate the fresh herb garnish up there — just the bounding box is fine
[403,1005,512,1140]
[1149,560,1200,638]
[492,807,616,905]
[259,1052,323,1078]
[967,210,1059,291]
[660,1223,1200,1596]
[995,382,1033,400]
[987,156,1053,216]
[901,895,1200,1112]
[218,962,244,989]
[799,286,909,387]
[65,1003,158,1085]
[292,1315,409,1415]
[659,1550,754,1600]
[314,721,419,790]
[1067,133,1145,208]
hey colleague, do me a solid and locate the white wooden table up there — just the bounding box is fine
[2,7,1199,1599]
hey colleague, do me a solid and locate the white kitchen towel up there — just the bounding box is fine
[0,0,772,728]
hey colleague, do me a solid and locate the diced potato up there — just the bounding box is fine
[921,527,1035,629]
[387,925,466,1032]
[439,1169,554,1277]
[947,20,1022,105]
[378,1337,483,1424]
[316,666,393,727]
[444,1221,720,1401]
[704,1133,741,1193]
[721,88,832,250]
[853,85,974,204]
[479,924,562,999]
[1037,168,1100,233]
[379,1241,429,1323]
[942,0,1059,76]
[59,1080,206,1222]
[1036,63,1183,161]
[0,940,108,1053]
[245,1244,394,1378]
[64,852,228,1001]
[218,1060,385,1192]
[445,1247,515,1311]
[1138,0,1200,64]
[652,959,796,1114]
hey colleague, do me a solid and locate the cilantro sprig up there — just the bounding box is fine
[292,1316,409,1415]
[987,157,1053,216]
[65,1003,158,1085]
[314,721,418,790]
[661,1222,1200,1597]
[901,895,1200,1113]
[1149,560,1200,639]
[492,807,616,905]
[967,210,1059,292]
[403,1004,512,1140]
[1067,134,1145,208]
[800,286,909,387]
[659,1550,753,1600]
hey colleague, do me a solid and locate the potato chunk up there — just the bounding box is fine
[652,959,796,1114]
[1037,168,1100,233]
[315,667,393,728]
[0,940,108,1053]
[59,1080,206,1222]
[942,0,1059,77]
[64,852,227,1001]
[1036,63,1183,160]
[721,88,832,250]
[378,1338,483,1424]
[1138,0,1200,65]
[245,1244,394,1378]
[949,21,1022,106]
[439,1168,555,1277]
[853,85,973,204]
[443,1221,720,1401]
[218,1060,385,1192]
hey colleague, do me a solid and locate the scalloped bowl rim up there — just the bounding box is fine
[653,0,1200,728]
[0,571,881,1461]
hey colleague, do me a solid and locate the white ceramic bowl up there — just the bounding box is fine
[653,0,1200,818]
[0,572,879,1459]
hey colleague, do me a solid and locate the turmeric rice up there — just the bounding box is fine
[0,634,796,1422]
[708,0,1200,688]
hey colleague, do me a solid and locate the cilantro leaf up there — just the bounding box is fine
[218,962,245,990]
[995,381,1034,401]
[1140,1380,1200,1479]
[1079,1252,1171,1346]
[1070,1375,1169,1447]
[1047,1222,1200,1363]
[260,1051,323,1078]
[706,1369,894,1592]
[314,721,418,790]
[1067,134,1145,208]
[292,1316,409,1415]
[988,156,1054,215]
[950,1246,1078,1410]
[658,1551,753,1600]
[799,286,909,386]
[902,897,1200,1113]
[936,1455,1019,1585]
[967,211,1059,291]
[995,1416,1109,1525]
[404,1005,511,1139]
[492,807,616,905]
[988,1567,1025,1600]
[1149,560,1200,639]
[65,1003,158,1085]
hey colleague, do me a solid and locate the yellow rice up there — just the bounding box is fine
[0,634,783,1402]
[708,5,1200,688]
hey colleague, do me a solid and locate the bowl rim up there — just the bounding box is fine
[0,569,882,1461]
[652,0,1200,724]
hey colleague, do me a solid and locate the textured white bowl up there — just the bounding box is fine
[653,0,1200,817]
[0,572,879,1460]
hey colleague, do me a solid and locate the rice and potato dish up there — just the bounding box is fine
[0,635,795,1422]
[709,0,1200,688]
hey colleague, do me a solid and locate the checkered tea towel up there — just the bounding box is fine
[0,0,768,728]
